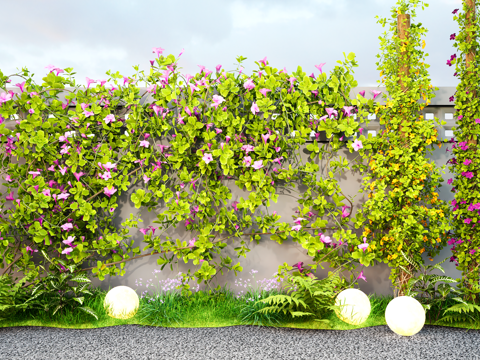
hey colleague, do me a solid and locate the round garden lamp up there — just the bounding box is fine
[385,296,425,336]
[334,288,371,325]
[104,286,139,319]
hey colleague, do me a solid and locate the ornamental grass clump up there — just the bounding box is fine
[353,0,450,296]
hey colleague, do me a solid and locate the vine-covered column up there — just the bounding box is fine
[353,0,450,297]
[448,0,480,302]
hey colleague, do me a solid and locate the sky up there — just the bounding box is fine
[1,0,462,87]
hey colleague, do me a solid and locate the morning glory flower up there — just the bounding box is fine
[0,92,12,104]
[15,82,26,93]
[104,114,115,124]
[476,119,480,124]
[294,217,304,225]
[203,153,213,164]
[73,172,85,181]
[152,47,165,57]
[260,88,271,97]
[243,156,252,167]
[359,90,366,97]
[140,140,150,148]
[252,160,263,170]
[232,201,239,211]
[29,171,41,179]
[83,110,94,117]
[189,238,197,248]
[315,63,326,73]
[244,79,255,91]
[357,270,367,282]
[57,193,70,200]
[104,186,117,197]
[464,159,472,166]
[259,57,267,66]
[447,178,453,185]
[358,237,369,252]
[342,106,354,117]
[291,225,302,231]
[465,218,472,224]
[462,171,474,179]
[61,248,73,255]
[63,236,75,246]
[61,222,73,231]
[42,189,51,197]
[352,139,363,151]
[261,134,270,144]
[325,108,338,118]
[45,64,56,72]
[143,175,151,183]
[212,95,225,109]
[372,90,382,100]
[6,192,14,201]
[251,102,259,115]
[241,145,255,153]
[341,206,350,218]
[450,33,456,40]
[453,9,459,14]
[85,77,96,89]
[216,64,222,73]
[320,234,332,244]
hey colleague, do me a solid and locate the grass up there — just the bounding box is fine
[1,287,480,331]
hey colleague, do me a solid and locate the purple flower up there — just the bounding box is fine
[465,218,472,224]
[447,178,453,185]
[453,9,459,14]
[449,96,454,102]
[462,171,474,179]
[450,33,456,40]
[464,159,472,166]
[252,160,263,170]
[293,261,304,272]
[357,270,367,282]
[476,119,480,124]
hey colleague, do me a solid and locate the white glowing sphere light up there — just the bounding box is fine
[385,296,425,336]
[104,286,139,319]
[334,288,371,325]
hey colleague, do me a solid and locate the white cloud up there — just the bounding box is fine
[231,2,315,29]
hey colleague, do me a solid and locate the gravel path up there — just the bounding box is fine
[0,325,479,360]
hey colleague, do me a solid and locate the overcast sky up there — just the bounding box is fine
[1,0,462,87]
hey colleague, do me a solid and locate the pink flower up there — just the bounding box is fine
[244,78,255,91]
[61,248,73,255]
[275,147,281,153]
[143,174,151,183]
[359,90,366,97]
[261,134,270,144]
[86,77,97,89]
[357,270,367,282]
[61,222,73,231]
[212,95,225,109]
[292,224,302,231]
[462,171,474,179]
[320,234,331,244]
[294,217,304,225]
[464,159,472,166]
[465,218,472,224]
[63,236,75,246]
[42,189,51,197]
[352,139,363,151]
[475,119,480,124]
[260,88,271,97]
[203,153,214,164]
[232,201,240,211]
[447,178,453,185]
[251,102,259,115]
[252,160,263,170]
[29,171,41,179]
[358,237,369,252]
[259,57,268,66]
[140,140,150,148]
[372,90,382,100]
[341,206,350,218]
[101,171,112,180]
[104,114,115,124]
[104,186,117,197]
[189,238,197,248]
[243,156,252,167]
[5,175,12,182]
[6,192,14,201]
[83,110,94,117]
[28,109,35,114]
[0,92,12,103]
[215,128,223,135]
[73,172,85,181]
[326,108,338,118]
[315,63,326,73]
[216,64,222,73]
[241,145,255,153]
[152,47,165,57]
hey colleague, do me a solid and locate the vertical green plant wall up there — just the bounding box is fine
[353,0,451,296]
[448,0,480,301]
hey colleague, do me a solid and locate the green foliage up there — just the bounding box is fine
[447,0,480,302]
[0,49,367,296]
[254,271,345,324]
[24,251,98,319]
[0,274,32,320]
[355,0,450,295]
[440,298,480,326]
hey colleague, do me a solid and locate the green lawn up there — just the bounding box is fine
[1,288,478,331]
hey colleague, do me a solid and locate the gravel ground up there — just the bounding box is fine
[0,325,479,360]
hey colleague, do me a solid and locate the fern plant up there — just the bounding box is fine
[0,273,33,320]
[399,250,462,323]
[440,296,480,328]
[254,271,345,324]
[23,250,98,319]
